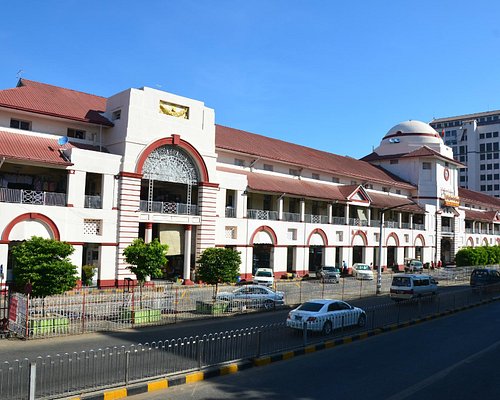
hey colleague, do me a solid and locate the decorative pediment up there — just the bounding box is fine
[346,185,372,205]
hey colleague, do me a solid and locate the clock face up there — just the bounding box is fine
[444,168,450,181]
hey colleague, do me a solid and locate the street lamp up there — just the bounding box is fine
[376,203,419,295]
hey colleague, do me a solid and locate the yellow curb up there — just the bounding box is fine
[282,351,295,360]
[103,388,128,400]
[305,345,316,354]
[148,380,168,391]
[254,357,271,366]
[186,371,204,383]
[220,364,239,375]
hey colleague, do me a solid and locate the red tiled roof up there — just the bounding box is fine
[362,146,465,167]
[217,167,424,212]
[463,209,498,222]
[459,187,500,209]
[367,191,423,213]
[215,125,415,189]
[0,131,73,166]
[0,79,112,126]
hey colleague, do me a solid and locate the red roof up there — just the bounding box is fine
[0,79,112,126]
[463,209,498,222]
[218,166,424,212]
[215,125,415,189]
[459,187,500,209]
[0,131,73,166]
[362,146,465,168]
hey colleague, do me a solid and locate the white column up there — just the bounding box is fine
[101,174,115,210]
[345,204,350,225]
[278,196,284,220]
[66,170,86,208]
[328,203,333,224]
[300,199,305,222]
[183,225,193,285]
[144,223,153,243]
[398,212,402,229]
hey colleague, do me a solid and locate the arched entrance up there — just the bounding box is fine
[308,229,327,274]
[251,227,277,275]
[440,239,452,264]
[351,231,368,264]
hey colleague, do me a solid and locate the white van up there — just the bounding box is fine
[253,268,274,286]
[390,274,438,301]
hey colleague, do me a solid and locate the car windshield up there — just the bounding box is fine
[297,302,324,312]
[323,267,339,272]
[472,270,488,277]
[392,277,411,287]
[256,270,272,277]
[356,265,370,270]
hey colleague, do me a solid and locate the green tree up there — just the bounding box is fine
[196,247,241,297]
[123,238,168,286]
[11,236,78,297]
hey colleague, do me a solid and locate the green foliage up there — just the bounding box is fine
[455,245,500,267]
[81,265,96,286]
[196,248,241,295]
[11,236,78,297]
[123,238,168,285]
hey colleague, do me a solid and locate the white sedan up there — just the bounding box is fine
[351,263,374,280]
[286,299,366,335]
[216,285,284,309]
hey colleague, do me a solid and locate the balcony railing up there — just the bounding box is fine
[140,200,198,215]
[401,222,411,229]
[247,209,279,220]
[385,221,399,228]
[225,207,236,218]
[0,187,67,207]
[413,223,425,231]
[332,216,346,225]
[441,226,454,233]
[282,212,301,222]
[84,195,102,209]
[305,214,329,224]
[348,218,369,227]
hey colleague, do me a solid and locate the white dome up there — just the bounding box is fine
[384,120,440,139]
[374,120,444,156]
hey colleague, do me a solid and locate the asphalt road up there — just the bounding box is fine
[130,300,500,400]
[0,285,469,364]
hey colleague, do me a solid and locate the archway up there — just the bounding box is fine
[441,238,452,264]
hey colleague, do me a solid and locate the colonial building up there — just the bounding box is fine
[0,80,499,286]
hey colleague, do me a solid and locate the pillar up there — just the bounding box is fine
[183,225,194,285]
[144,223,153,243]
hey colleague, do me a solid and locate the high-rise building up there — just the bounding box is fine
[430,111,500,198]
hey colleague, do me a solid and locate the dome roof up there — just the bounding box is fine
[374,120,445,157]
[384,120,440,138]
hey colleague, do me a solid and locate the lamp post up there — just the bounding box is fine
[376,202,419,295]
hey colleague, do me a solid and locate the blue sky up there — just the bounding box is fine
[1,1,500,158]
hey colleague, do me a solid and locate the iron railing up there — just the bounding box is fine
[139,200,198,215]
[84,195,102,209]
[0,188,67,207]
[2,280,499,399]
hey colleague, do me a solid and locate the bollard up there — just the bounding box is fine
[124,351,130,385]
[29,362,36,400]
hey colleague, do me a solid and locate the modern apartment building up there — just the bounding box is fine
[0,79,499,287]
[430,111,500,198]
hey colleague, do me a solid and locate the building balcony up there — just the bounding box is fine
[413,223,425,230]
[348,218,369,227]
[332,216,346,225]
[225,206,236,218]
[441,226,454,233]
[0,187,66,207]
[247,209,279,220]
[140,200,198,215]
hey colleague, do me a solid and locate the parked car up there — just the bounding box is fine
[286,299,366,335]
[253,268,274,286]
[216,285,284,309]
[351,263,374,280]
[470,268,500,286]
[317,266,340,283]
[404,259,424,273]
[390,273,438,301]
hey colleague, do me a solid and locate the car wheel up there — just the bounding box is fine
[263,300,274,310]
[322,320,333,335]
[357,314,366,327]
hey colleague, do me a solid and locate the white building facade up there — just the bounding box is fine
[0,80,499,287]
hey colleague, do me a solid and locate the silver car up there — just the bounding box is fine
[216,285,285,310]
[317,266,340,283]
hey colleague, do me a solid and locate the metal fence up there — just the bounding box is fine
[5,265,489,340]
[2,283,500,400]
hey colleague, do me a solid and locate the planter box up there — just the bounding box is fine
[121,309,162,324]
[29,316,70,336]
[195,301,228,315]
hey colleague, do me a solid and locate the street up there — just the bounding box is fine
[129,300,500,400]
